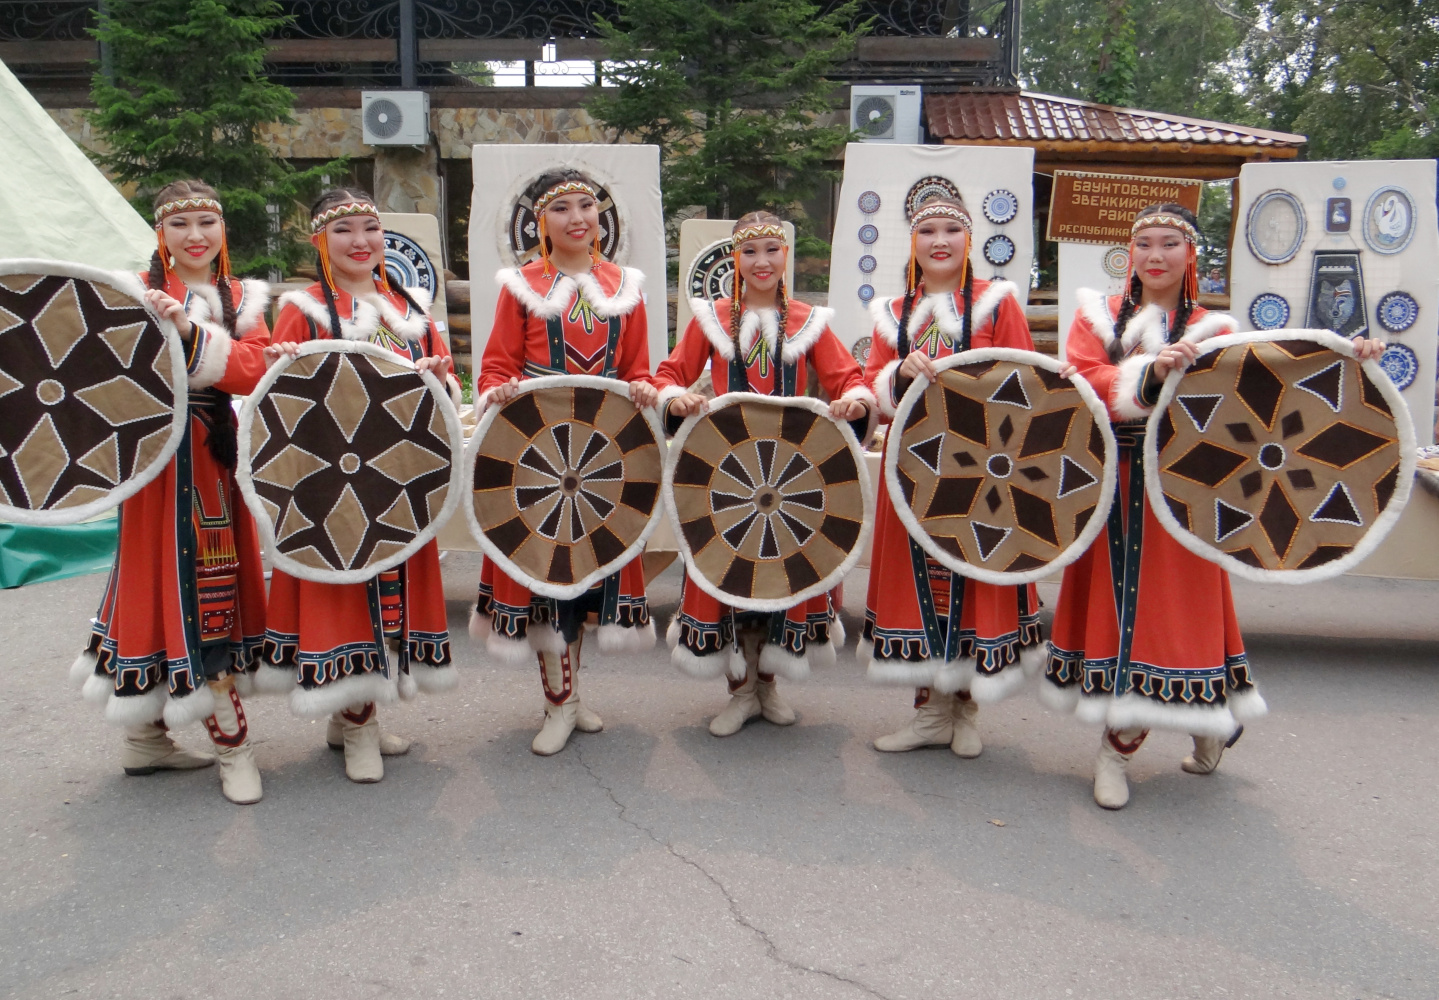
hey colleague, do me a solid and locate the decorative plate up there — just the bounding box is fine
[1246,190,1306,265]
[858,255,878,274]
[982,189,1019,225]
[1378,343,1418,390]
[858,284,875,303]
[858,191,882,215]
[1249,293,1291,331]
[905,176,962,220]
[858,224,879,245]
[851,336,872,367]
[1362,186,1416,255]
[983,234,1016,267]
[382,231,438,297]
[1376,291,1419,334]
[685,236,736,302]
[1101,246,1130,279]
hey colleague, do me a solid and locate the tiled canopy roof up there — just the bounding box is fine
[926,90,1305,151]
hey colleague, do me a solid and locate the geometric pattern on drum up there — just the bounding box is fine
[472,385,662,588]
[0,272,178,512]
[1154,339,1402,572]
[892,359,1106,574]
[670,398,865,603]
[246,350,453,573]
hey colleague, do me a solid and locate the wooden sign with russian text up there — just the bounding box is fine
[1047,171,1203,245]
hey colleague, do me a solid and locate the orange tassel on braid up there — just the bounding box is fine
[591,223,604,265]
[316,229,338,294]
[906,229,920,295]
[155,228,175,281]
[216,223,233,281]
[538,215,552,277]
[1182,244,1200,308]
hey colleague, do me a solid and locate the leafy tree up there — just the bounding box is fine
[89,0,339,275]
[1093,0,1138,106]
[587,0,865,223]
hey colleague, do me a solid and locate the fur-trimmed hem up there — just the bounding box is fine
[290,673,398,720]
[1110,354,1154,421]
[398,672,418,700]
[811,639,837,667]
[408,664,458,694]
[82,672,112,705]
[161,685,217,730]
[1103,693,1240,739]
[70,650,97,688]
[665,614,681,650]
[595,620,655,654]
[1019,643,1047,678]
[968,665,1028,704]
[867,657,941,686]
[187,322,232,389]
[486,629,536,665]
[103,686,169,726]
[468,606,487,642]
[671,643,731,679]
[759,642,809,682]
[1229,686,1269,721]
[688,298,736,360]
[250,663,296,695]
[529,624,567,655]
[1038,677,1080,713]
[830,615,847,649]
[932,661,976,694]
[873,359,902,418]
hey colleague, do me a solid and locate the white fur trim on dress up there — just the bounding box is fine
[1229,686,1270,721]
[829,615,846,649]
[873,359,902,418]
[70,649,97,688]
[1103,693,1242,739]
[572,268,646,319]
[972,280,1019,332]
[663,393,875,612]
[671,642,731,680]
[468,606,487,642]
[781,304,832,362]
[867,657,943,687]
[408,663,458,694]
[968,664,1028,704]
[161,684,216,729]
[1075,288,1119,348]
[462,375,666,599]
[186,320,233,389]
[486,628,536,665]
[885,347,1118,586]
[1110,353,1155,421]
[656,384,690,422]
[869,297,901,345]
[688,298,736,360]
[235,339,467,586]
[250,663,296,695]
[665,613,681,650]
[498,267,645,321]
[840,384,879,444]
[595,620,656,654]
[811,638,837,667]
[398,672,418,700]
[102,685,168,726]
[529,624,568,655]
[290,672,398,720]
[1019,643,1047,678]
[1038,675,1080,714]
[1143,328,1417,584]
[277,287,431,343]
[759,643,809,682]
[932,661,975,694]
[82,672,112,705]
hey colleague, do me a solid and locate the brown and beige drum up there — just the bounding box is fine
[0,260,188,524]
[664,393,874,611]
[464,375,665,599]
[1145,330,1415,581]
[237,341,465,584]
[886,348,1117,584]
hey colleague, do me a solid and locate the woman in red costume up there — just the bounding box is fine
[861,195,1043,759]
[633,211,875,737]
[260,188,458,783]
[73,180,270,804]
[1044,203,1383,809]
[473,169,656,756]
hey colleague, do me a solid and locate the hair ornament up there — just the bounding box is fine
[533,181,598,216]
[909,203,972,233]
[154,197,223,226]
[311,201,380,234]
[1131,213,1199,245]
[731,223,788,246]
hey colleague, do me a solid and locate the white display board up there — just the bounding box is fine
[466,144,668,366]
[1232,160,1437,446]
[675,219,796,340]
[379,212,449,346]
[1056,242,1130,360]
[828,142,1036,353]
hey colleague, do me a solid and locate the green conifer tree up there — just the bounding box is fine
[88,0,338,275]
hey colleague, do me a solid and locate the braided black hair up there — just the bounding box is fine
[729,210,787,353]
[150,178,238,469]
[1112,202,1202,360]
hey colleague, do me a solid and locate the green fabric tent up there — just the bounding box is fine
[0,58,155,271]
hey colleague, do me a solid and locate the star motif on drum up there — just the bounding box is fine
[669,398,867,604]
[1152,338,1404,573]
[245,350,454,575]
[0,271,179,515]
[471,384,662,591]
[892,359,1108,576]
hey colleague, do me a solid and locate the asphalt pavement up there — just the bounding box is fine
[1,552,1436,1000]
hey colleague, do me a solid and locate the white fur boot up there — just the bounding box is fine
[1094,727,1148,810]
[873,688,955,752]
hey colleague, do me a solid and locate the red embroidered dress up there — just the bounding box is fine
[654,297,875,680]
[259,280,456,717]
[77,275,271,728]
[860,280,1044,701]
[1041,288,1268,736]
[472,259,655,661]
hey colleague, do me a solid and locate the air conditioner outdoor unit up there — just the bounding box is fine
[362,91,429,146]
[850,85,923,144]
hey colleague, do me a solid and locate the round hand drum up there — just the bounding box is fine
[465,376,665,599]
[664,393,874,610]
[237,341,465,584]
[0,260,188,524]
[886,349,1117,584]
[1145,330,1415,580]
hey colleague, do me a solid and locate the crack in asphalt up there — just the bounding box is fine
[572,744,897,1000]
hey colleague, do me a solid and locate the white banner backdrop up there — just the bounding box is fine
[828,142,1036,354]
[1056,242,1131,360]
[466,144,668,366]
[379,212,449,347]
[1232,160,1437,446]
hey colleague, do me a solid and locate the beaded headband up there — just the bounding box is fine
[1132,213,1199,245]
[311,201,380,234]
[909,203,972,232]
[533,181,597,216]
[731,223,788,246]
[154,197,223,227]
